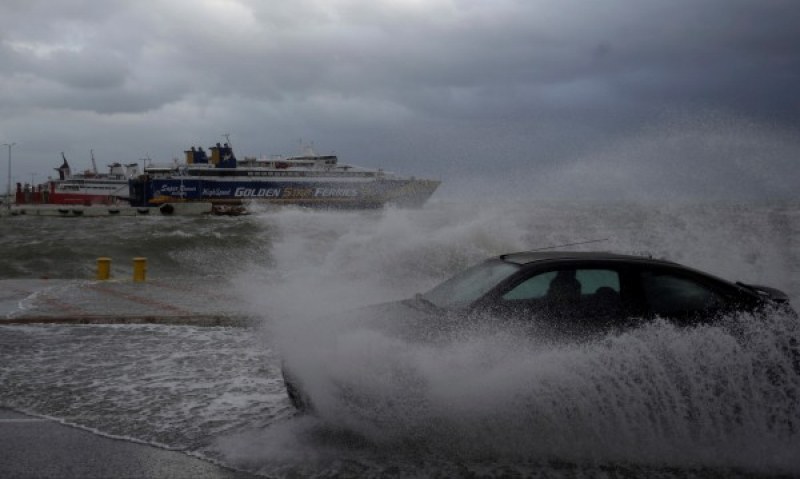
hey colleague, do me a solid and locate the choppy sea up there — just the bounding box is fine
[1,200,799,478]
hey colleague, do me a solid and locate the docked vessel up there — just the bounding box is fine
[129,143,440,209]
[15,153,140,206]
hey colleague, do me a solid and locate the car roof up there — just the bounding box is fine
[497,250,680,267]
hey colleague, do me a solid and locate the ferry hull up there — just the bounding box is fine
[130,177,439,208]
[47,192,124,205]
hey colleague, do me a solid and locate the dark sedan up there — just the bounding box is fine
[283,251,796,411]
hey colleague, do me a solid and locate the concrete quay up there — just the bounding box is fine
[0,202,213,217]
[0,278,252,327]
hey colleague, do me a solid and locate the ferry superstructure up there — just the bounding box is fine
[129,143,440,208]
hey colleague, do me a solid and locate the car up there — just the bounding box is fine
[282,251,796,412]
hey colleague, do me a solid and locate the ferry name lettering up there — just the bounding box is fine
[202,188,233,197]
[235,187,281,198]
[281,188,313,199]
[314,188,358,197]
[159,184,197,194]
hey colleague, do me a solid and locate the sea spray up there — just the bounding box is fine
[276,311,799,472]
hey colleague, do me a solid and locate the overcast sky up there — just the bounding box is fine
[1,0,798,201]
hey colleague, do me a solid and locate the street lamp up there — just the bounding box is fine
[2,142,14,211]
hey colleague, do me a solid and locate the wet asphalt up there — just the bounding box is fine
[0,409,259,479]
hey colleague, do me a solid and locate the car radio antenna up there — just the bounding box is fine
[527,238,610,252]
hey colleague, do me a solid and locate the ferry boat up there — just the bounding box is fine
[18,153,140,205]
[129,143,440,209]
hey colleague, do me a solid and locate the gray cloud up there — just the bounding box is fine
[0,0,798,199]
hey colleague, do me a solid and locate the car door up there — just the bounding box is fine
[486,263,635,335]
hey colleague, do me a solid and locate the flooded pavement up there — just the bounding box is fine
[0,408,259,479]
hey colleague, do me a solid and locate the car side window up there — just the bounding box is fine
[502,271,556,300]
[503,269,620,300]
[640,270,723,317]
[500,268,624,333]
[576,270,621,295]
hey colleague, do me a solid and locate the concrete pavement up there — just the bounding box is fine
[0,409,259,479]
[0,278,251,326]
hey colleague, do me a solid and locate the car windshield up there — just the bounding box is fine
[421,259,520,309]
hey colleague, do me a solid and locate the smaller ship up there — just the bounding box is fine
[129,142,440,209]
[16,151,140,206]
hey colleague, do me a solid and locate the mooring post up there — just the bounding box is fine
[96,257,111,280]
[132,257,147,282]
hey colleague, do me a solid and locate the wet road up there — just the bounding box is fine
[0,409,259,479]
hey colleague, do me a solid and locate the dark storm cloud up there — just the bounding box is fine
[4,0,799,117]
[0,0,798,198]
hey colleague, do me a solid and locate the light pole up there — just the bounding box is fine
[2,143,14,211]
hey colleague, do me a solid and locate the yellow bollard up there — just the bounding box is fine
[96,257,111,280]
[132,257,147,282]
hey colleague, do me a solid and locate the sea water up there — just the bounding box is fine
[1,201,798,477]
